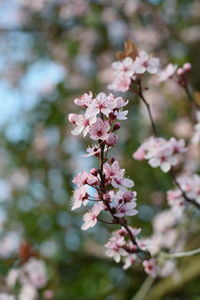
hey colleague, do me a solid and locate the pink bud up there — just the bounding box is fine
[90,168,98,176]
[103,193,111,201]
[183,62,191,72]
[68,113,78,124]
[123,191,133,202]
[106,133,117,146]
[129,244,138,252]
[113,122,121,131]
[43,290,54,299]
[177,68,184,76]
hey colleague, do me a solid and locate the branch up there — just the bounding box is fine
[146,256,200,300]
[131,81,200,211]
[131,276,155,300]
[162,248,200,259]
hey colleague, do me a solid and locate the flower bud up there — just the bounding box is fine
[106,133,117,146]
[177,68,184,76]
[183,62,191,72]
[123,191,133,202]
[90,168,98,176]
[129,244,138,253]
[68,113,78,124]
[103,193,111,202]
[113,122,121,131]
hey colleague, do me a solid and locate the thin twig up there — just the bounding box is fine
[137,79,158,137]
[170,170,200,210]
[162,248,200,259]
[132,81,200,211]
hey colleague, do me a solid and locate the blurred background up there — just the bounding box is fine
[0,0,200,299]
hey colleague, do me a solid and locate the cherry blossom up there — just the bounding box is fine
[82,145,102,157]
[108,75,131,92]
[74,91,93,107]
[167,189,184,208]
[89,118,110,141]
[112,190,138,217]
[158,63,177,82]
[6,257,49,300]
[178,174,200,204]
[81,203,105,230]
[69,113,97,137]
[71,185,89,210]
[123,254,137,270]
[85,92,117,118]
[72,171,98,186]
[133,137,187,172]
[103,160,134,188]
[23,258,47,289]
[112,57,135,77]
[18,284,37,300]
[133,51,160,74]
[105,233,127,263]
[143,259,157,277]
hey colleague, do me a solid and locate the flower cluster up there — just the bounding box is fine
[133,137,187,172]
[69,92,139,229]
[105,227,140,269]
[108,51,160,92]
[69,91,154,273]
[69,42,200,280]
[6,258,51,300]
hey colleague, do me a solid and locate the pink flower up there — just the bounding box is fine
[73,171,98,186]
[158,63,177,82]
[74,92,93,107]
[134,137,186,173]
[105,234,127,262]
[23,258,47,288]
[167,189,184,207]
[111,190,138,217]
[143,259,157,277]
[68,113,79,124]
[148,144,177,172]
[85,92,117,118]
[114,201,138,217]
[108,75,131,92]
[112,57,135,77]
[169,137,187,154]
[81,203,104,230]
[104,160,134,188]
[123,254,137,269]
[133,51,160,74]
[71,185,88,210]
[70,113,96,137]
[82,145,102,157]
[89,118,110,141]
[179,174,200,204]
